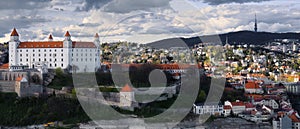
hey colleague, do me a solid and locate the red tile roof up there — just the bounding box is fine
[18,41,63,48]
[121,84,133,92]
[17,41,96,48]
[65,31,71,37]
[245,82,260,89]
[16,77,22,81]
[289,112,300,122]
[0,63,9,69]
[10,28,19,36]
[224,105,232,110]
[231,101,245,106]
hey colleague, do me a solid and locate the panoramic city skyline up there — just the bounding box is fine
[0,0,299,43]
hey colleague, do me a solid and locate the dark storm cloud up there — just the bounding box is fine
[0,16,48,37]
[0,0,51,10]
[202,0,273,5]
[103,0,171,13]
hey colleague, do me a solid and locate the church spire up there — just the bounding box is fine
[254,13,258,32]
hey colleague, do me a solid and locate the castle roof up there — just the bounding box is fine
[17,41,96,48]
[65,31,71,37]
[94,33,99,38]
[121,84,133,92]
[11,28,19,36]
[48,34,53,39]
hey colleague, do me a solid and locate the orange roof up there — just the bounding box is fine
[121,84,133,92]
[231,101,245,106]
[65,31,71,36]
[16,77,22,81]
[17,41,96,48]
[289,112,300,122]
[0,63,9,69]
[11,28,19,36]
[245,82,260,89]
[18,41,63,48]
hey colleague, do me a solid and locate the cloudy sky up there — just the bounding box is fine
[0,0,299,43]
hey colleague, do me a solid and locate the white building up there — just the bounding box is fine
[9,28,100,73]
[192,103,224,116]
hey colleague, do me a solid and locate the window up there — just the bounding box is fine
[55,64,57,67]
[33,54,35,56]
[44,54,46,57]
[61,49,63,52]
[61,64,63,67]
[26,50,28,52]
[38,49,40,52]
[26,54,28,57]
[20,50,22,52]
[44,59,46,61]
[33,50,35,52]
[38,54,40,57]
[44,49,46,52]
[20,59,22,61]
[39,58,41,61]
[61,53,63,56]
[50,64,52,67]
[20,54,22,57]
[50,49,51,52]
[55,49,56,52]
[33,59,35,61]
[26,59,28,61]
[61,59,63,61]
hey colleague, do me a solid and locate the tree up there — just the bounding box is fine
[197,90,207,103]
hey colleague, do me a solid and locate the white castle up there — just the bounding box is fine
[8,28,101,73]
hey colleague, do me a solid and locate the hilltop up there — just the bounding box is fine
[147,31,300,48]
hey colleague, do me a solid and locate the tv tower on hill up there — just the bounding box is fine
[254,13,258,32]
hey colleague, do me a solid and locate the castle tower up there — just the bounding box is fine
[63,31,72,69]
[9,28,20,70]
[94,33,100,48]
[15,77,28,97]
[254,13,258,32]
[120,84,134,107]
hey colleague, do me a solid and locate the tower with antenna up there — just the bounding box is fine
[254,13,258,32]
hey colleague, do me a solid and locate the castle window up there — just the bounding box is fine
[20,59,22,61]
[44,49,46,52]
[50,50,51,52]
[55,64,57,67]
[38,49,40,52]
[50,59,52,61]
[20,50,22,52]
[44,54,46,57]
[50,64,52,67]
[61,64,63,67]
[26,54,28,57]
[20,54,22,57]
[26,59,28,61]
[38,54,40,57]
[33,54,35,56]
[61,59,63,61]
[61,54,63,56]
[33,59,35,61]
[39,58,41,61]
[50,54,51,56]
[33,50,35,52]
[26,50,28,52]
[55,49,56,52]
[17,50,18,52]
[61,49,63,52]
[44,59,46,61]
